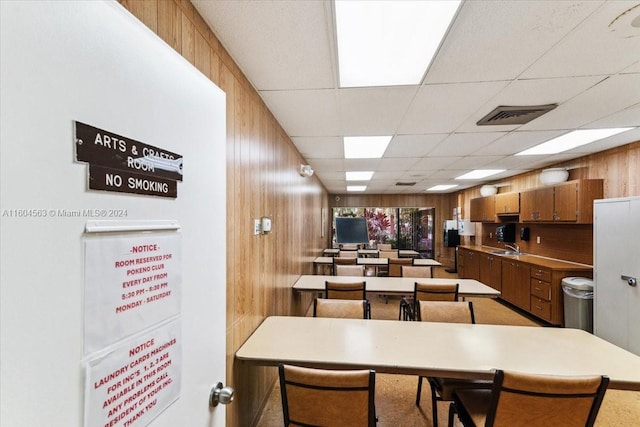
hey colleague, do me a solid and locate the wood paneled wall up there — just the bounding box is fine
[456,140,640,264]
[119,1,329,426]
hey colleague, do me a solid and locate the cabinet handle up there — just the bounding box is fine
[534,287,542,291]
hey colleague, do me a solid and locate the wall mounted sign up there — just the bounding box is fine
[84,232,182,355]
[76,121,183,181]
[89,165,177,198]
[84,318,182,427]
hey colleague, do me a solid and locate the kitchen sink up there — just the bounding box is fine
[489,250,526,256]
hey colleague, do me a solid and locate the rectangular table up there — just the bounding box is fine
[322,248,421,258]
[294,275,500,298]
[236,316,640,391]
[313,256,442,275]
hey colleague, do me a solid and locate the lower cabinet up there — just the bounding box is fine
[458,248,480,280]
[501,260,531,311]
[530,268,553,322]
[479,253,501,292]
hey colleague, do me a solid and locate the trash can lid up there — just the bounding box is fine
[562,277,594,291]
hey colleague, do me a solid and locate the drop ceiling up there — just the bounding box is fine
[192,0,640,194]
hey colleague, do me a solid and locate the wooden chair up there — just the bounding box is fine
[313,298,369,319]
[388,257,413,277]
[377,250,398,276]
[325,280,370,318]
[332,256,357,275]
[416,301,491,427]
[339,250,358,258]
[402,265,433,278]
[400,282,459,321]
[449,369,609,427]
[278,364,377,427]
[335,264,365,277]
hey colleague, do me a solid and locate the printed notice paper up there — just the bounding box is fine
[84,233,182,354]
[84,319,182,427]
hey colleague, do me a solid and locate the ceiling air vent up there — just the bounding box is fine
[477,104,557,126]
[395,182,416,186]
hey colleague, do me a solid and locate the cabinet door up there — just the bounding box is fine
[457,248,466,279]
[495,193,519,215]
[470,197,494,222]
[553,181,578,221]
[535,187,555,221]
[480,253,501,291]
[501,260,530,310]
[465,250,480,281]
[469,198,484,222]
[483,196,496,222]
[520,189,537,221]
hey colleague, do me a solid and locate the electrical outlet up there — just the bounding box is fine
[536,236,541,244]
[254,219,261,235]
[489,232,493,238]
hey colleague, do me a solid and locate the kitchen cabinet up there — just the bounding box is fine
[594,197,640,355]
[479,253,502,291]
[470,196,495,222]
[501,259,531,311]
[520,179,603,223]
[495,192,519,216]
[520,186,554,221]
[458,248,479,280]
[530,267,553,323]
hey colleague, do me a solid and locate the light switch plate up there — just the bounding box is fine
[254,219,261,235]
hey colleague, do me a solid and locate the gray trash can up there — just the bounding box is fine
[562,277,594,333]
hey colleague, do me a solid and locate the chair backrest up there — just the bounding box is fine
[339,250,358,258]
[313,298,368,319]
[335,264,365,277]
[377,243,392,250]
[414,282,459,302]
[340,244,359,251]
[388,258,413,277]
[279,364,377,427]
[418,301,475,323]
[482,370,609,427]
[325,281,366,300]
[379,250,399,259]
[402,265,432,278]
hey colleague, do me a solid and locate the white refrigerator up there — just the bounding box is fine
[594,196,640,355]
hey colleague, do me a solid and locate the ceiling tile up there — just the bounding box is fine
[193,0,335,90]
[429,132,506,156]
[521,1,640,79]
[385,134,448,157]
[260,89,340,136]
[398,81,509,134]
[338,86,419,135]
[292,136,343,159]
[425,0,602,83]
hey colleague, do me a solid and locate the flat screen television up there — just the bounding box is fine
[335,217,369,244]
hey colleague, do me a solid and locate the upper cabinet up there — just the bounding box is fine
[521,179,603,224]
[470,196,496,222]
[471,179,603,224]
[495,192,520,216]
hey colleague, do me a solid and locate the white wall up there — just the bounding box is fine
[1,2,226,426]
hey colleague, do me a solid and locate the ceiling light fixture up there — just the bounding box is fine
[344,136,391,159]
[346,171,374,181]
[456,169,505,180]
[515,127,634,156]
[347,185,367,192]
[427,184,458,191]
[335,0,461,88]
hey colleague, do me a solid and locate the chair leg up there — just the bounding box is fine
[430,380,439,427]
[416,376,423,406]
[448,402,456,427]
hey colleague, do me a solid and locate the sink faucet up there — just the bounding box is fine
[505,243,520,254]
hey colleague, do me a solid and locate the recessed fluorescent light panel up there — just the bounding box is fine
[344,136,391,159]
[456,169,505,180]
[346,171,374,181]
[515,128,634,155]
[428,184,458,191]
[335,0,461,87]
[347,185,367,192]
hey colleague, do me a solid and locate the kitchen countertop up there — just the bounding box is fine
[458,245,592,271]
